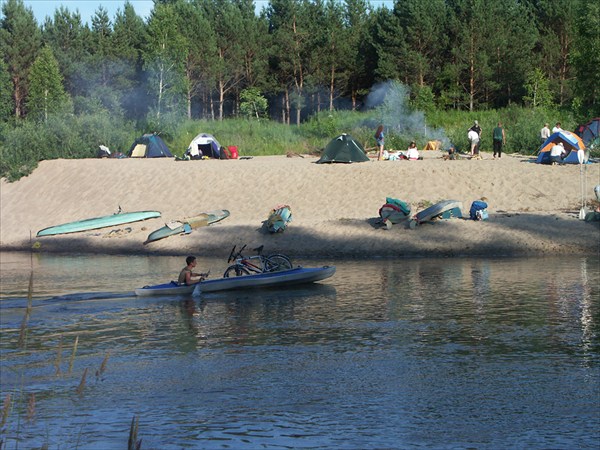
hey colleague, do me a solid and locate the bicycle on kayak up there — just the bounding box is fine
[223,244,293,277]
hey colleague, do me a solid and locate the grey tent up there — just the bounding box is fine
[316,134,369,163]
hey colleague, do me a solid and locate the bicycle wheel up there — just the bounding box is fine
[264,254,293,272]
[223,265,251,278]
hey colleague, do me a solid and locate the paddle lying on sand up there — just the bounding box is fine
[144,210,230,244]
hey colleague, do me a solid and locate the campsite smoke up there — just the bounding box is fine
[364,81,450,148]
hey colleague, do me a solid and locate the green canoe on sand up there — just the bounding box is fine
[144,209,230,244]
[37,210,161,237]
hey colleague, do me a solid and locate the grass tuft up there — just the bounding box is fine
[76,368,88,396]
[128,415,142,450]
[18,272,33,349]
[68,336,79,375]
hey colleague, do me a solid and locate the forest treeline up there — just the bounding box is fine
[0,0,599,179]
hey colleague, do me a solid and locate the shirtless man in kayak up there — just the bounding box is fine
[178,256,209,285]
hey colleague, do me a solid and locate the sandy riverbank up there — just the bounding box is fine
[1,151,598,259]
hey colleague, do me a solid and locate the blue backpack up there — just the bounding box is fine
[469,200,488,220]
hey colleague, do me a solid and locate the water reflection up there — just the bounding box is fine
[0,253,598,449]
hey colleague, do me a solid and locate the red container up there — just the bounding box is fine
[227,146,239,159]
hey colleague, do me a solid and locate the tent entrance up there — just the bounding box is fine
[131,144,146,158]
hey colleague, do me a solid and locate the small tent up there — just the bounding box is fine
[127,134,173,158]
[423,140,441,150]
[574,118,600,148]
[316,134,369,164]
[187,133,222,159]
[536,130,587,164]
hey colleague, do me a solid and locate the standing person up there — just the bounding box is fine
[375,125,385,161]
[178,256,209,285]
[468,120,482,156]
[552,122,562,133]
[492,122,506,159]
[540,123,551,144]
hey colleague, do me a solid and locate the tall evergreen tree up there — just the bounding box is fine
[372,6,406,82]
[89,6,113,86]
[42,7,91,99]
[0,54,14,123]
[483,0,538,107]
[144,1,187,122]
[176,0,217,119]
[0,0,41,118]
[344,0,372,110]
[201,0,247,120]
[570,0,600,116]
[533,0,579,105]
[26,45,71,122]
[394,0,448,88]
[446,0,495,110]
[112,1,147,119]
[235,0,270,98]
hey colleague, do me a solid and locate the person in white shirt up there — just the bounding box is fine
[540,123,551,143]
[405,141,420,160]
[549,142,566,164]
[552,122,562,133]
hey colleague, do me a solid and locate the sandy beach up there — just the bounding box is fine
[1,151,598,259]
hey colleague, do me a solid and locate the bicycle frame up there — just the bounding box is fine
[224,244,293,278]
[236,255,265,274]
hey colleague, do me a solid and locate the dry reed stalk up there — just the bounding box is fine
[54,338,63,376]
[1,393,11,428]
[26,393,35,422]
[128,415,142,450]
[17,272,34,348]
[68,336,79,375]
[99,352,110,376]
[76,368,88,396]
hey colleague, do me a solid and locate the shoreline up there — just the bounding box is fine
[1,153,598,259]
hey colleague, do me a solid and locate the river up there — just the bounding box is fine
[1,252,598,449]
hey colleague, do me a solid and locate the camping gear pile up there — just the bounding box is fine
[265,204,292,233]
[379,197,411,229]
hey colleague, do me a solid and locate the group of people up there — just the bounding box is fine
[540,122,563,143]
[376,119,568,162]
[375,126,422,161]
[541,122,568,164]
[467,120,506,159]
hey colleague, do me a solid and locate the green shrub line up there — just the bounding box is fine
[0,106,594,181]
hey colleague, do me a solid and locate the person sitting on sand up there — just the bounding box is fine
[178,256,209,285]
[406,141,420,160]
[550,142,567,165]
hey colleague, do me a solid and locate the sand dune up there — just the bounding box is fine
[1,151,598,259]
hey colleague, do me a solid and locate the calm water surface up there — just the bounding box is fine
[0,252,599,449]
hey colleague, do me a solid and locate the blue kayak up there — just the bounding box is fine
[135,266,336,297]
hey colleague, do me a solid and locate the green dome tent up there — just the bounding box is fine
[127,134,173,158]
[316,134,370,163]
